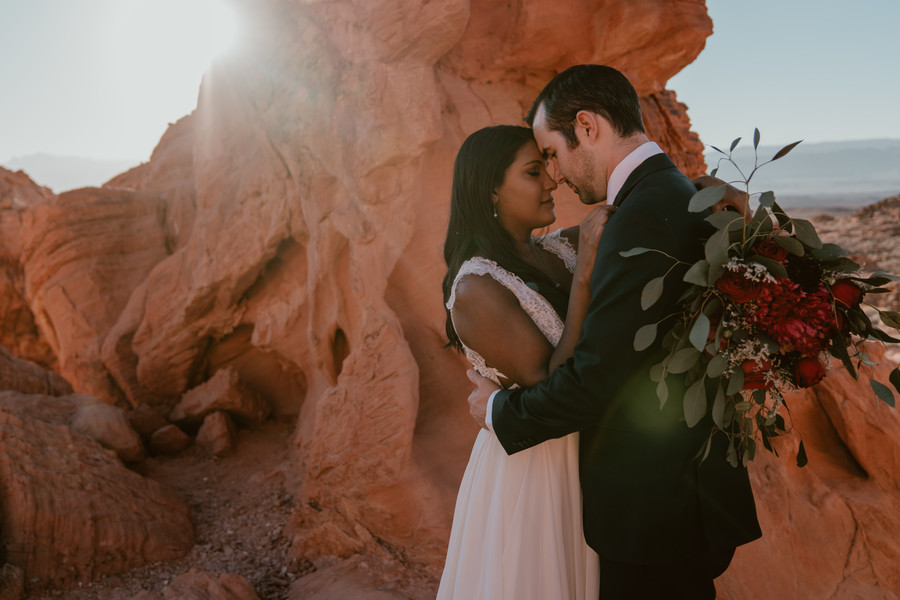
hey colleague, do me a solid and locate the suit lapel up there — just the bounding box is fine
[612,153,678,207]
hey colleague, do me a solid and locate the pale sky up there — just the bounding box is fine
[1,0,898,167]
[670,0,900,148]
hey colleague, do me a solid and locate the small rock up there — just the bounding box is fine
[71,403,145,462]
[128,404,171,440]
[196,411,237,457]
[149,424,192,455]
[169,367,269,426]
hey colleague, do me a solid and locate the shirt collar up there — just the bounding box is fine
[605,141,664,205]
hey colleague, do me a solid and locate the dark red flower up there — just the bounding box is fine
[752,238,789,263]
[748,279,834,356]
[830,279,864,308]
[716,269,762,304]
[741,359,774,390]
[793,356,826,388]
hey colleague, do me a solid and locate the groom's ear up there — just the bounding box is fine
[574,110,600,145]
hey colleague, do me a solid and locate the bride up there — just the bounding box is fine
[438,124,610,599]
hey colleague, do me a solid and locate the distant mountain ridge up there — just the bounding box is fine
[2,140,898,207]
[0,154,142,193]
[703,138,900,209]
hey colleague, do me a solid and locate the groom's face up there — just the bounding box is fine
[532,105,604,205]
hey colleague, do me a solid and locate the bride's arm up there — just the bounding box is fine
[452,275,556,388]
[548,204,611,372]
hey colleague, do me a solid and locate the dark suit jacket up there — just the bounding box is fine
[492,153,761,564]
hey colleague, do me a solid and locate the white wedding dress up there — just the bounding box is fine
[437,232,600,600]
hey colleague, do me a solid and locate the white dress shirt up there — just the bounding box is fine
[485,141,666,433]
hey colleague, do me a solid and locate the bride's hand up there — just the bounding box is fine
[574,204,614,282]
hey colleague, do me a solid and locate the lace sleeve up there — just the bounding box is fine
[537,229,577,273]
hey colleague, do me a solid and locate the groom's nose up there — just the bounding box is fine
[546,158,564,184]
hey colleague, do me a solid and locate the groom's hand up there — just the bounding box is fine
[467,369,500,430]
[693,175,750,219]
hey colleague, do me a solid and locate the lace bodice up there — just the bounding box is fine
[446,231,577,385]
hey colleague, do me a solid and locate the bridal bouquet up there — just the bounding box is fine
[625,131,900,467]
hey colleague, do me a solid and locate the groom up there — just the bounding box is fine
[467,65,761,599]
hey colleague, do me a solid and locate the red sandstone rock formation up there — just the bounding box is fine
[0,395,193,589]
[2,0,900,597]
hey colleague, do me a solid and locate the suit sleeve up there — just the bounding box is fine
[491,199,691,454]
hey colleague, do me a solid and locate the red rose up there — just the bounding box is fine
[741,359,774,390]
[752,238,789,263]
[716,269,762,304]
[794,356,826,388]
[830,279,863,308]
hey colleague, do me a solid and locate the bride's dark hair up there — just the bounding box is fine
[442,125,568,351]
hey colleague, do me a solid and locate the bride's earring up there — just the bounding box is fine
[492,202,498,218]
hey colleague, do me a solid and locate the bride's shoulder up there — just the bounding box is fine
[450,266,520,313]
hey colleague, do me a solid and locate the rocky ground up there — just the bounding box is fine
[25,417,314,600]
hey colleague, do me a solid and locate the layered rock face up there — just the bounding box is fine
[2,0,900,597]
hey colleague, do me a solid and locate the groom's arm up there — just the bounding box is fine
[490,201,692,454]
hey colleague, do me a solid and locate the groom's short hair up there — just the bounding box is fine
[526,64,645,149]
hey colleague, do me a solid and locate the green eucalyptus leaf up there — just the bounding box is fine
[832,257,862,273]
[889,367,900,394]
[853,272,900,286]
[774,235,805,256]
[710,167,719,178]
[634,323,658,352]
[753,128,761,149]
[810,243,848,260]
[707,251,729,285]
[887,310,900,330]
[698,436,713,463]
[791,218,823,249]
[689,184,727,213]
[830,338,857,379]
[772,140,802,161]
[684,379,708,427]
[870,378,895,407]
[710,145,727,155]
[668,348,701,374]
[727,441,739,468]
[796,440,808,467]
[706,353,728,378]
[730,137,742,152]
[758,190,775,208]
[706,210,745,231]
[620,247,651,258]
[704,227,731,262]
[743,438,757,463]
[711,383,726,428]
[657,378,669,409]
[689,314,711,352]
[726,368,745,395]
[641,276,665,310]
[650,359,668,383]
[870,328,900,344]
[683,260,710,287]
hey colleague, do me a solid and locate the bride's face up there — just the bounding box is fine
[492,141,558,234]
